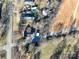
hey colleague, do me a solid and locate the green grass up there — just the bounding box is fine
[59,36,79,59]
[40,38,63,59]
[40,36,79,59]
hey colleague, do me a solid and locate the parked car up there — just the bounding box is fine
[20,5,39,20]
[20,8,34,19]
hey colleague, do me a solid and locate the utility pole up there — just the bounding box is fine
[5,0,13,59]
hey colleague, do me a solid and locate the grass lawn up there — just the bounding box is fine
[40,35,79,59]
[40,38,63,59]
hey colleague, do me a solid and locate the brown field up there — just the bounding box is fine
[50,0,79,32]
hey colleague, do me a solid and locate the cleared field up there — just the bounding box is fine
[50,0,79,32]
